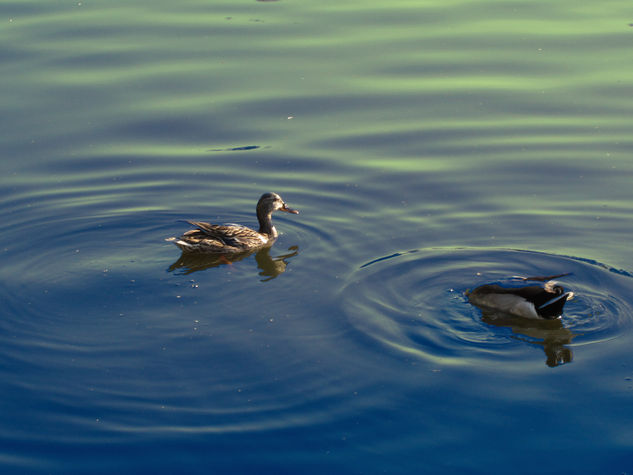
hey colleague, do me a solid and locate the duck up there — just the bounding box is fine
[467,276,574,319]
[166,192,299,254]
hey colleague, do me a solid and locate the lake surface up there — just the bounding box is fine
[2,0,633,473]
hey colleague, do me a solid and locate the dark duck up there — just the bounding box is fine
[166,192,299,253]
[467,273,574,319]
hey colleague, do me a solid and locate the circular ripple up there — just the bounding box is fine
[341,248,633,368]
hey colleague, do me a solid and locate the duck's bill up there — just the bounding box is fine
[281,204,299,214]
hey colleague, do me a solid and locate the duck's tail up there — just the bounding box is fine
[165,237,194,251]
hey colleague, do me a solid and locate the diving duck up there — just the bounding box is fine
[467,275,574,319]
[166,192,299,254]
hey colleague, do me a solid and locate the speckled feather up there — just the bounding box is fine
[175,221,269,253]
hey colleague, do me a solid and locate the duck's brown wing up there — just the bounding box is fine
[186,220,264,248]
[186,221,231,244]
[174,230,235,252]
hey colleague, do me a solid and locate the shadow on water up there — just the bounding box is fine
[480,312,577,367]
[167,245,299,281]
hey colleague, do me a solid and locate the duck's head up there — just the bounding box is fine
[544,281,574,300]
[258,192,299,215]
[537,281,574,318]
[546,283,565,297]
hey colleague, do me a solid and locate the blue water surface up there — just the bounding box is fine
[2,0,633,473]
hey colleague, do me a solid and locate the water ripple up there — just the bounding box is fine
[341,248,633,369]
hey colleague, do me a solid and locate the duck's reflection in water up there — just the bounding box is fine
[254,246,299,281]
[481,311,578,367]
[168,245,299,281]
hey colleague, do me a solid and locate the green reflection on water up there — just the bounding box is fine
[2,0,633,263]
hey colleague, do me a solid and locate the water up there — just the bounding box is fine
[2,0,633,473]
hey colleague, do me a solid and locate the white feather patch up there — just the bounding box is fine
[469,293,539,319]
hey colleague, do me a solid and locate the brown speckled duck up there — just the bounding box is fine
[166,192,299,254]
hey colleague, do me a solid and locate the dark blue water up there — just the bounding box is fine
[2,0,633,473]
